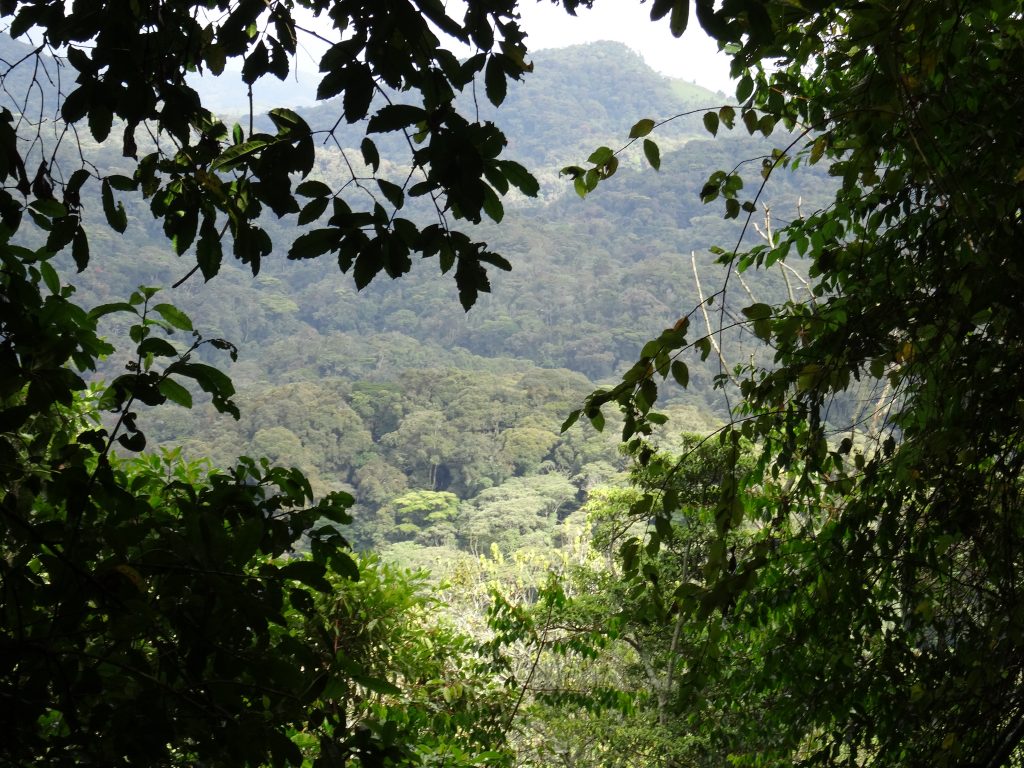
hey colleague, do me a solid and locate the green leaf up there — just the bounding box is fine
[89,302,137,320]
[196,219,223,281]
[152,303,193,331]
[629,118,656,138]
[703,111,720,136]
[60,84,91,123]
[47,216,80,252]
[499,160,539,197]
[797,363,822,391]
[377,178,405,209]
[241,40,269,84]
[367,104,427,133]
[137,337,178,357]
[106,174,137,191]
[695,336,712,360]
[643,139,661,171]
[288,228,338,260]
[485,55,507,106]
[211,139,270,171]
[101,179,128,233]
[736,73,754,102]
[481,184,504,223]
[741,303,772,320]
[30,198,66,218]
[158,378,193,408]
[88,103,113,143]
[654,512,673,541]
[342,63,374,122]
[329,550,360,582]
[39,261,59,294]
[620,537,640,574]
[295,180,332,198]
[561,409,581,432]
[742,109,759,134]
[588,146,614,165]
[232,517,264,563]
[354,674,401,696]
[669,0,689,37]
[671,360,690,388]
[168,362,238,418]
[810,135,827,164]
[118,430,146,451]
[298,197,329,225]
[279,560,332,592]
[316,68,347,101]
[206,43,226,75]
[650,0,673,20]
[360,137,380,172]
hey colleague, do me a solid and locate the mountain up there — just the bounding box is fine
[4,37,832,554]
[185,40,721,158]
[0,35,58,129]
[28,37,831,392]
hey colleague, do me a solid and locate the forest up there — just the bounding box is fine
[1,1,1022,767]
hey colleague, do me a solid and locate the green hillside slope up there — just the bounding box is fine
[1,33,829,556]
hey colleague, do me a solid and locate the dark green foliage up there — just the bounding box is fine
[2,0,545,307]
[0,242,359,765]
[298,554,516,767]
[574,1,1024,765]
[535,440,756,767]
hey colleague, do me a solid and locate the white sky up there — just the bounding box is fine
[515,2,734,94]
[285,2,734,95]
[218,1,736,106]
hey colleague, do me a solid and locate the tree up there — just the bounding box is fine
[382,489,461,547]
[381,409,459,490]
[505,439,759,768]
[567,1,1024,766]
[299,554,514,767]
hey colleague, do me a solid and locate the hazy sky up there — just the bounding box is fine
[515,2,734,94]
[218,2,736,107]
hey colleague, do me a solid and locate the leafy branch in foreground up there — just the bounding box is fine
[566,1,1024,766]
[0,241,353,765]
[1,0,553,309]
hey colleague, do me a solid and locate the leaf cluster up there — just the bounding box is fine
[567,1,1024,765]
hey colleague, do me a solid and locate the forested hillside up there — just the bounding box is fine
[65,41,830,387]
[10,36,830,564]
